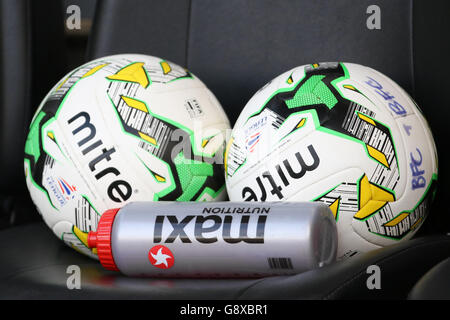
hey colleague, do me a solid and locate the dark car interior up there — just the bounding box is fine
[1,0,450,300]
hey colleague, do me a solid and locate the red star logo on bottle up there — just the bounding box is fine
[148,245,174,269]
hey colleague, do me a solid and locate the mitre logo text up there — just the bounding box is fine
[67,111,132,203]
[241,144,320,201]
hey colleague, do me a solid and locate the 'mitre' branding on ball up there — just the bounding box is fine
[241,144,320,201]
[68,111,132,203]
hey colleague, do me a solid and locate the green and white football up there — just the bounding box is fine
[225,62,438,259]
[24,54,230,258]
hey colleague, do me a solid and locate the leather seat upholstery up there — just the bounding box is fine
[408,257,450,300]
[0,0,66,229]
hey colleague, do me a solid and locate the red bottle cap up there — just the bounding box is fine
[88,208,120,271]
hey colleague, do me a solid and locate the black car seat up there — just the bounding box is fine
[1,0,450,300]
[0,0,67,229]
